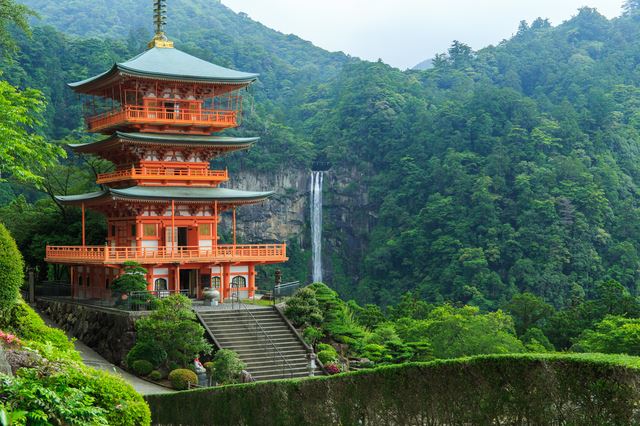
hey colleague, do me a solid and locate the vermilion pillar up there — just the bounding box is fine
[222,263,231,302]
[248,263,256,298]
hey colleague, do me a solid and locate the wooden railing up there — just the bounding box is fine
[86,105,238,132]
[96,167,229,184]
[45,244,287,264]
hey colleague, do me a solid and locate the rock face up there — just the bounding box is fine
[36,298,145,366]
[227,167,373,291]
[0,346,12,376]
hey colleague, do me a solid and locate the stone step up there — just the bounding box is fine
[215,334,299,342]
[197,307,322,381]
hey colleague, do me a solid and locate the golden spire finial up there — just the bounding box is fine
[149,0,174,48]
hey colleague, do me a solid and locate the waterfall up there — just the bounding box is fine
[310,170,324,283]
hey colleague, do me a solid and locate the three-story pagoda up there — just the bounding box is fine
[45,7,287,301]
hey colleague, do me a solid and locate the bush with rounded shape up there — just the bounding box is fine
[62,365,151,425]
[317,350,338,365]
[169,368,198,390]
[148,370,163,381]
[126,341,167,368]
[0,224,24,313]
[316,343,335,353]
[132,359,154,376]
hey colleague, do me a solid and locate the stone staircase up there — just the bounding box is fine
[197,306,321,381]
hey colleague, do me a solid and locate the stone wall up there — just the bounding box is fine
[36,298,147,366]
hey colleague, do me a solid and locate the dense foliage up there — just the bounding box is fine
[110,261,149,298]
[209,349,246,385]
[0,224,23,313]
[145,353,640,425]
[4,0,640,359]
[129,295,212,370]
[0,223,149,425]
[287,284,527,367]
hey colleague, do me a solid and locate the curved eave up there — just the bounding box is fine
[68,132,260,153]
[55,188,274,206]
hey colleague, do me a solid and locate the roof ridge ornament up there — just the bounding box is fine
[149,0,174,49]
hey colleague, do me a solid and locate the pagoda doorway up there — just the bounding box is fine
[177,227,188,248]
[179,269,198,298]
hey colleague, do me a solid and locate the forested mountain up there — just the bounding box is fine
[5,0,640,329]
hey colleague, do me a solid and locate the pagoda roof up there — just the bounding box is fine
[56,186,273,205]
[68,47,258,92]
[70,132,259,152]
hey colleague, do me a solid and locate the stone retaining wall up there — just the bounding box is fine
[36,298,148,366]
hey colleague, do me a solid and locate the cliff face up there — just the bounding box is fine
[223,167,373,292]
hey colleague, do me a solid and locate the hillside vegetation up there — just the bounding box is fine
[4,2,640,344]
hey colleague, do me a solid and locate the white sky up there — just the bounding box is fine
[221,0,624,69]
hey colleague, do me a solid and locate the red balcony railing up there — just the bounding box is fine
[86,105,238,132]
[45,244,288,265]
[96,167,229,185]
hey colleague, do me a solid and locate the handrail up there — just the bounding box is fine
[86,105,238,131]
[238,302,294,379]
[96,167,229,184]
[274,305,327,376]
[45,244,287,263]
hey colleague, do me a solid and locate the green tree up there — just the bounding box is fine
[0,0,34,57]
[504,292,555,336]
[573,315,640,355]
[0,81,65,185]
[110,261,148,298]
[134,295,212,368]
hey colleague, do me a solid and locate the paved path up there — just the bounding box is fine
[33,306,173,395]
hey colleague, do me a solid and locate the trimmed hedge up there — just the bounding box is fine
[146,353,640,425]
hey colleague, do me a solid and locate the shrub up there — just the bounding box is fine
[324,363,341,374]
[203,361,215,375]
[302,326,323,346]
[132,359,154,376]
[62,365,151,425]
[148,370,162,381]
[135,295,212,368]
[111,261,149,298]
[0,300,77,358]
[0,224,24,313]
[126,341,167,368]
[168,369,197,390]
[316,343,334,353]
[317,350,337,365]
[284,287,323,327]
[211,349,245,385]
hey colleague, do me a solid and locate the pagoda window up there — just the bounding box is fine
[106,279,109,289]
[231,276,246,288]
[131,224,137,237]
[111,225,116,237]
[143,224,157,237]
[78,276,83,287]
[154,278,168,291]
[198,224,211,236]
[211,276,221,288]
[86,276,91,288]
